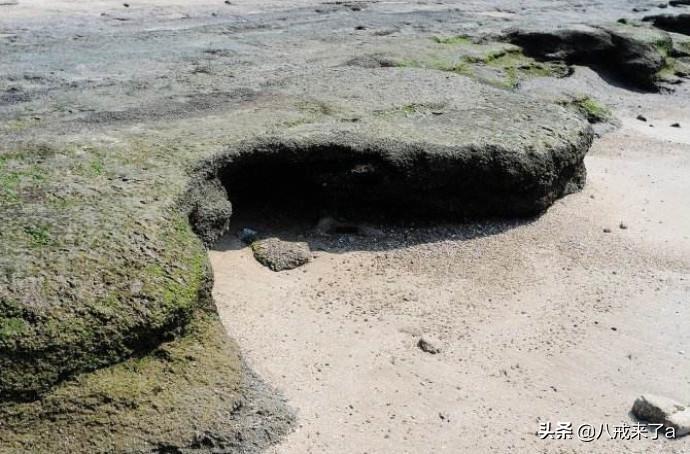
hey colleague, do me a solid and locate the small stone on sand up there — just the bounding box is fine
[251,237,311,271]
[417,336,441,354]
[632,394,685,424]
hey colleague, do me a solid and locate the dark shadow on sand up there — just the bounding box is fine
[211,204,540,255]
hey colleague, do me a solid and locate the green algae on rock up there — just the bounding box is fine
[0,314,294,452]
[184,67,593,243]
[351,38,571,90]
[503,23,679,90]
[1,66,592,451]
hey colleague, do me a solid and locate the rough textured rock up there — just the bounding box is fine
[185,179,233,245]
[0,58,593,454]
[0,315,295,452]
[632,394,686,423]
[505,25,614,60]
[188,68,593,242]
[0,66,592,412]
[251,238,311,271]
[504,24,667,89]
[644,13,690,35]
[0,5,597,447]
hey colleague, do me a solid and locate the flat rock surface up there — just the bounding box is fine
[270,66,591,150]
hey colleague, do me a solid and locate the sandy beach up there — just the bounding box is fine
[211,113,690,452]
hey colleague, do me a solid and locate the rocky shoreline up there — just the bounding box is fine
[1,0,689,451]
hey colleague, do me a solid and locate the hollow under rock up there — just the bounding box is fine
[183,68,594,245]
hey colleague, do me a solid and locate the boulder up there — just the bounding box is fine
[505,25,615,61]
[504,25,666,89]
[644,13,690,35]
[185,178,233,245]
[197,67,594,242]
[251,238,311,271]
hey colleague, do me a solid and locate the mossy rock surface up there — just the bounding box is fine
[1,67,594,401]
[503,22,686,89]
[1,2,686,450]
[347,37,571,90]
[0,314,294,452]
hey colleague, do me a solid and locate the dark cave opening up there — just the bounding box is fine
[219,147,405,225]
[187,141,584,246]
[214,143,521,229]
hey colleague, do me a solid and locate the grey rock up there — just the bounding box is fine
[505,24,614,61]
[417,336,442,354]
[191,67,593,238]
[504,25,666,89]
[643,13,690,35]
[632,394,686,423]
[251,238,311,271]
[185,179,233,246]
[667,408,690,437]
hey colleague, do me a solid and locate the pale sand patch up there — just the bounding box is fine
[210,118,690,453]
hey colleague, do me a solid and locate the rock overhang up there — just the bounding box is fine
[187,67,594,243]
[1,67,593,400]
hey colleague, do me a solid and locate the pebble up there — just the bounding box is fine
[632,394,688,436]
[417,336,441,354]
